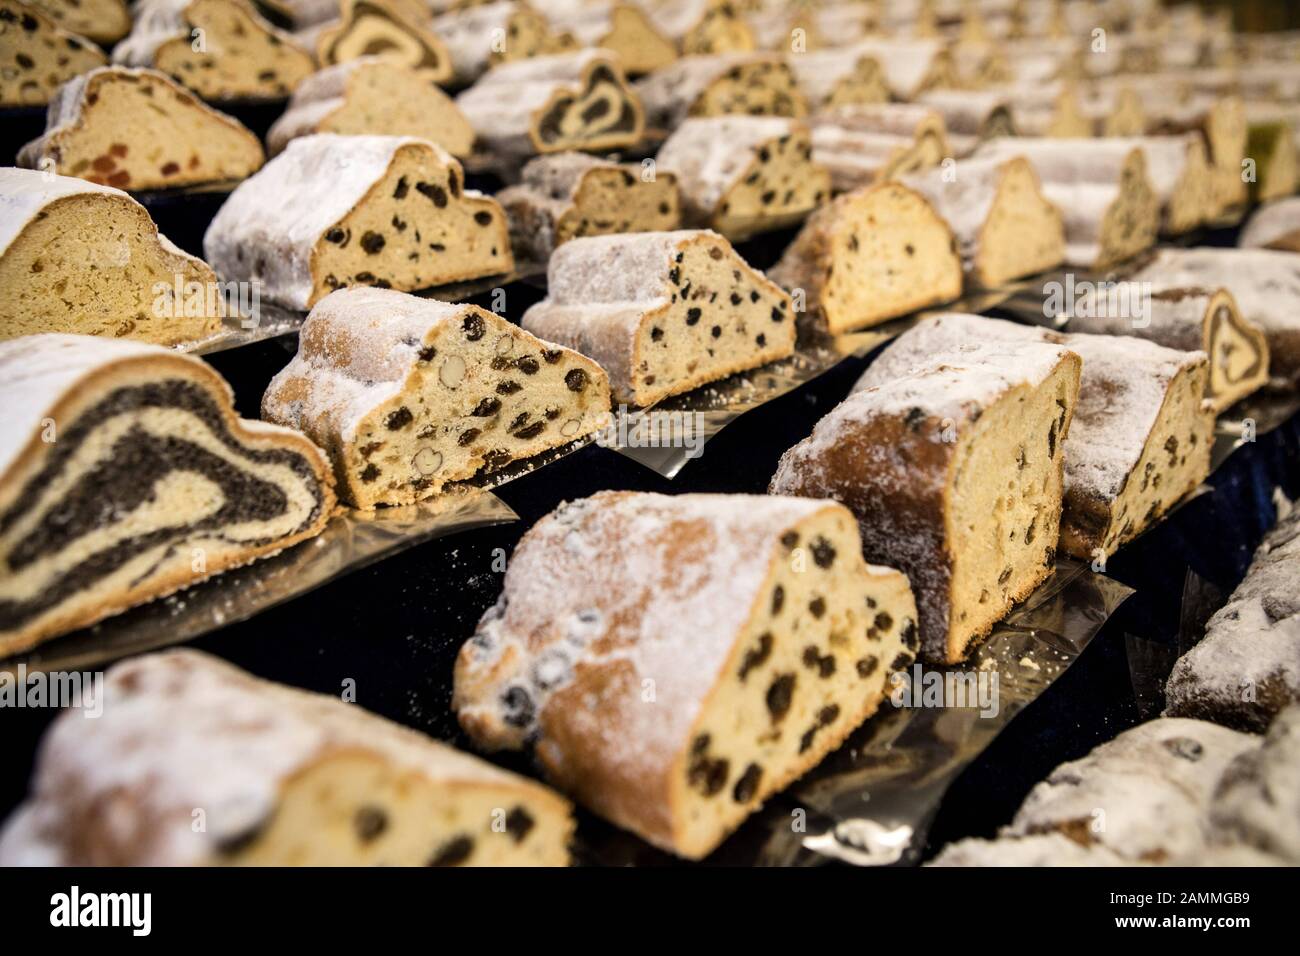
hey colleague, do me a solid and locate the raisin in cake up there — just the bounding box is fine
[113,0,315,101]
[0,0,105,106]
[1003,718,1259,864]
[521,230,794,407]
[654,0,754,56]
[453,491,919,859]
[26,0,128,43]
[266,58,475,158]
[432,1,568,84]
[1129,247,1300,386]
[0,335,335,657]
[0,650,571,865]
[204,134,512,311]
[546,1,677,76]
[633,53,806,130]
[18,67,265,191]
[1065,285,1269,413]
[771,340,1082,663]
[768,181,963,335]
[1241,197,1300,253]
[973,138,1161,271]
[307,0,452,82]
[786,44,888,111]
[857,313,1214,560]
[654,116,830,240]
[1210,705,1300,863]
[1166,506,1300,733]
[262,287,610,509]
[497,152,680,264]
[900,155,1064,288]
[454,49,643,163]
[0,169,223,345]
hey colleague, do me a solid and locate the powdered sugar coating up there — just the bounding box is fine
[1134,247,1300,337]
[0,650,552,866]
[1240,197,1300,250]
[1211,704,1300,862]
[928,832,1133,867]
[656,115,802,221]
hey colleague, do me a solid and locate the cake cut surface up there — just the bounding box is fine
[262,287,611,509]
[204,134,512,311]
[453,491,918,859]
[0,0,106,106]
[310,0,452,82]
[521,230,795,407]
[0,650,572,865]
[633,53,807,130]
[0,334,335,657]
[19,67,265,191]
[26,0,129,43]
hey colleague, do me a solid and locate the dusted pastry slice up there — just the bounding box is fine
[928,833,1132,868]
[810,105,950,193]
[0,0,105,106]
[263,287,610,509]
[1129,247,1300,386]
[266,58,475,157]
[18,67,265,191]
[307,0,452,82]
[1166,508,1300,734]
[974,138,1160,271]
[455,49,643,161]
[1065,285,1269,413]
[520,230,794,407]
[1004,718,1258,864]
[0,335,334,657]
[849,37,955,100]
[1241,197,1300,253]
[771,339,1082,663]
[0,169,223,344]
[546,1,676,75]
[858,313,1215,560]
[1145,92,1247,214]
[655,0,754,55]
[1007,82,1091,138]
[633,53,806,130]
[0,650,572,865]
[655,116,830,240]
[768,181,963,334]
[26,0,129,43]
[1211,705,1300,862]
[113,0,315,100]
[453,491,918,859]
[433,1,568,84]
[786,45,888,111]
[915,88,1015,157]
[900,155,1064,288]
[1245,121,1299,204]
[497,152,680,263]
[204,135,512,311]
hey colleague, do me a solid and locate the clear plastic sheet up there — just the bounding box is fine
[575,558,1134,866]
[4,490,518,676]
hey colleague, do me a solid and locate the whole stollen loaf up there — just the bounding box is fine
[0,650,573,866]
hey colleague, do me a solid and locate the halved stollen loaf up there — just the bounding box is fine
[900,154,1064,288]
[974,137,1160,271]
[1003,81,1091,138]
[520,230,794,407]
[18,67,265,191]
[654,116,830,240]
[633,52,806,130]
[1144,92,1248,214]
[654,0,754,55]
[266,58,475,158]
[848,36,955,100]
[1210,705,1300,862]
[1241,198,1300,253]
[809,105,951,193]
[497,152,680,263]
[0,0,106,106]
[454,49,644,161]
[914,88,1015,157]
[453,491,919,859]
[432,1,568,84]
[1165,508,1300,734]
[26,0,129,43]
[204,134,512,311]
[767,180,963,335]
[0,650,572,866]
[0,168,224,345]
[0,334,335,657]
[1129,247,1300,386]
[785,44,888,110]
[1244,120,1299,204]
[771,339,1082,663]
[547,1,675,75]
[112,0,315,101]
[262,287,610,509]
[305,0,452,82]
[1064,285,1269,413]
[856,313,1215,560]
